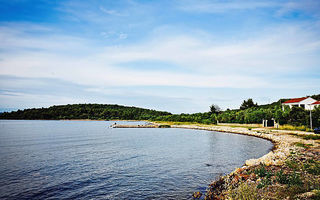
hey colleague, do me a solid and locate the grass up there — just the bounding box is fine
[276,170,288,184]
[302,134,320,140]
[278,124,313,132]
[217,123,262,128]
[295,142,313,149]
[218,124,257,129]
[152,121,212,126]
[304,159,320,175]
[229,182,260,200]
[158,124,171,128]
[290,133,320,140]
[254,164,267,177]
[312,190,320,200]
[287,171,303,186]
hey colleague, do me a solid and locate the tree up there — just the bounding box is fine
[240,99,257,110]
[210,104,221,114]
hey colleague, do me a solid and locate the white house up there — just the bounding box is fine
[311,101,320,110]
[282,97,317,110]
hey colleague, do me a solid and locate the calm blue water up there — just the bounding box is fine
[0,120,273,199]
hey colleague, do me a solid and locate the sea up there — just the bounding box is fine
[0,120,273,199]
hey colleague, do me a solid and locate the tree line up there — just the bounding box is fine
[152,97,320,128]
[0,104,171,120]
[1,95,319,128]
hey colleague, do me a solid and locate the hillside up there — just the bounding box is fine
[0,104,171,120]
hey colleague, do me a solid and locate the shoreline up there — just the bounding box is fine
[165,124,319,199]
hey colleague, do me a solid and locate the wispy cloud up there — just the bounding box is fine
[99,6,126,16]
[1,22,319,90]
[178,0,279,13]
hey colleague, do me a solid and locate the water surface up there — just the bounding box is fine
[0,120,272,199]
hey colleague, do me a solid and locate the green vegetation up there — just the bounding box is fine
[275,169,288,184]
[153,112,218,124]
[295,142,313,149]
[210,104,221,114]
[0,104,171,120]
[290,133,320,140]
[217,104,320,128]
[158,124,171,128]
[240,98,258,110]
[229,182,260,200]
[207,148,320,200]
[1,95,319,129]
[278,124,313,132]
[254,164,267,178]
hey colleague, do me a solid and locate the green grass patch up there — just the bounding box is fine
[254,164,267,178]
[286,159,300,170]
[276,170,288,184]
[304,160,320,175]
[295,142,313,149]
[229,182,261,200]
[290,133,320,140]
[302,134,320,140]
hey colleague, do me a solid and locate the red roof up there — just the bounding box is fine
[312,101,320,105]
[282,97,308,104]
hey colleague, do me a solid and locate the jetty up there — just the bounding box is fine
[111,124,159,128]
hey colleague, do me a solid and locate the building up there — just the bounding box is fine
[311,101,320,110]
[282,97,317,110]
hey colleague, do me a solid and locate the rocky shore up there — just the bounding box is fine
[168,124,320,200]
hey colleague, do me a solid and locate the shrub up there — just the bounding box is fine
[295,142,313,149]
[276,170,288,184]
[303,135,320,140]
[229,182,260,200]
[304,160,320,175]
[312,190,320,200]
[286,159,300,170]
[255,164,267,177]
[288,171,302,186]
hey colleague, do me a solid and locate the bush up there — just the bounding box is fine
[276,170,288,184]
[230,182,260,200]
[288,171,302,186]
[304,159,320,175]
[255,164,267,177]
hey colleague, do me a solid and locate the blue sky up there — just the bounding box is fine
[0,0,320,113]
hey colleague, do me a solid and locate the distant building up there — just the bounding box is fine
[282,97,317,110]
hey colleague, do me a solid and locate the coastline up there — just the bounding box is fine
[1,119,319,198]
[163,123,319,199]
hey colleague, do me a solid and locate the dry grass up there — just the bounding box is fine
[218,123,262,128]
[278,124,313,132]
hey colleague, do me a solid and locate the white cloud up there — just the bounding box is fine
[0,22,319,91]
[99,6,126,16]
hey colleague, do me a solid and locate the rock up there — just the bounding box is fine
[296,191,317,199]
[239,174,249,180]
[246,159,260,166]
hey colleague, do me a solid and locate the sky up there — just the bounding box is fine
[0,0,320,113]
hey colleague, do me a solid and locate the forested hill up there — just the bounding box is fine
[0,104,171,120]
